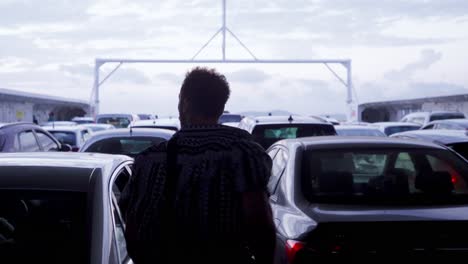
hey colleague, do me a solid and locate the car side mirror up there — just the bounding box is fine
[60,144,72,152]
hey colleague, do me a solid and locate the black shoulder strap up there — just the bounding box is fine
[164,137,179,214]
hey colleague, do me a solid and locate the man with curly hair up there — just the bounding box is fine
[121,67,275,264]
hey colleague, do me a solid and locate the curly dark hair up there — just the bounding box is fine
[180,67,231,119]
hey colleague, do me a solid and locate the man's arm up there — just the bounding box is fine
[242,191,276,264]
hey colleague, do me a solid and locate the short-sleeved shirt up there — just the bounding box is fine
[121,125,272,264]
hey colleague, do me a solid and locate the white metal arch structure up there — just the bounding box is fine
[90,0,354,118]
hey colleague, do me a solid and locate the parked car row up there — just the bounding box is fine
[3,111,468,263]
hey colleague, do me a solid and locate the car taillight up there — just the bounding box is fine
[72,147,79,152]
[286,240,305,263]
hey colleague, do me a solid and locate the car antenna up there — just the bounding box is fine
[288,115,293,123]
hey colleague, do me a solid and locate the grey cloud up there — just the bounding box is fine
[384,49,442,81]
[0,0,92,26]
[359,80,468,103]
[408,82,468,98]
[227,69,270,83]
[108,68,150,85]
[60,64,93,77]
[59,63,150,84]
[155,73,184,84]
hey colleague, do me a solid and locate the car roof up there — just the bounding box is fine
[391,130,468,145]
[334,125,380,130]
[132,118,180,127]
[373,122,421,127]
[0,122,36,129]
[96,113,134,118]
[428,119,468,124]
[43,125,88,132]
[0,152,132,192]
[83,123,114,127]
[277,136,446,150]
[88,127,174,138]
[405,111,463,116]
[246,115,328,125]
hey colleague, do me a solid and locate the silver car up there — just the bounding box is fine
[0,152,133,264]
[268,136,468,261]
[80,128,174,157]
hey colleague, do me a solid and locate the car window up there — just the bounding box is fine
[422,124,434,130]
[110,166,132,263]
[49,131,77,146]
[111,194,129,264]
[12,135,20,151]
[97,117,131,128]
[252,124,336,149]
[19,131,40,151]
[384,126,420,136]
[437,123,451,130]
[35,131,59,151]
[303,149,468,203]
[84,137,165,157]
[409,117,425,125]
[82,130,91,142]
[430,113,465,122]
[0,190,88,263]
[267,148,288,195]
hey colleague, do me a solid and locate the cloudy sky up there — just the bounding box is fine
[1,0,468,116]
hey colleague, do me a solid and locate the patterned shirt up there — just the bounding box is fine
[121,125,272,264]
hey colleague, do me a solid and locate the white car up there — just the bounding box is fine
[43,125,93,151]
[372,122,421,136]
[401,111,465,126]
[82,124,116,132]
[96,114,140,128]
[71,117,95,124]
[130,118,181,131]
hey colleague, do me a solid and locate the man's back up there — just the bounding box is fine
[121,125,273,263]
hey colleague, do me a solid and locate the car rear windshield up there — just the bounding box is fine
[302,148,468,204]
[384,126,419,136]
[219,114,242,123]
[49,131,77,146]
[336,129,385,137]
[430,113,465,122]
[0,190,88,263]
[253,124,336,149]
[449,142,468,160]
[84,136,165,156]
[97,117,131,128]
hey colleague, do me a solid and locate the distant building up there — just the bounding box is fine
[0,87,90,124]
[358,94,468,122]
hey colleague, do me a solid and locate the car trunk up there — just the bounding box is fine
[291,205,468,262]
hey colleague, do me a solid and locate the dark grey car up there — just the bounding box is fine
[391,129,468,160]
[0,152,133,264]
[0,123,70,152]
[268,137,468,263]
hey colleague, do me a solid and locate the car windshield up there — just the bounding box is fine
[253,124,336,149]
[218,114,242,124]
[384,126,420,136]
[430,114,465,122]
[336,129,386,137]
[0,190,88,263]
[303,148,468,204]
[49,131,77,146]
[74,120,94,124]
[97,117,131,128]
[84,137,165,157]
